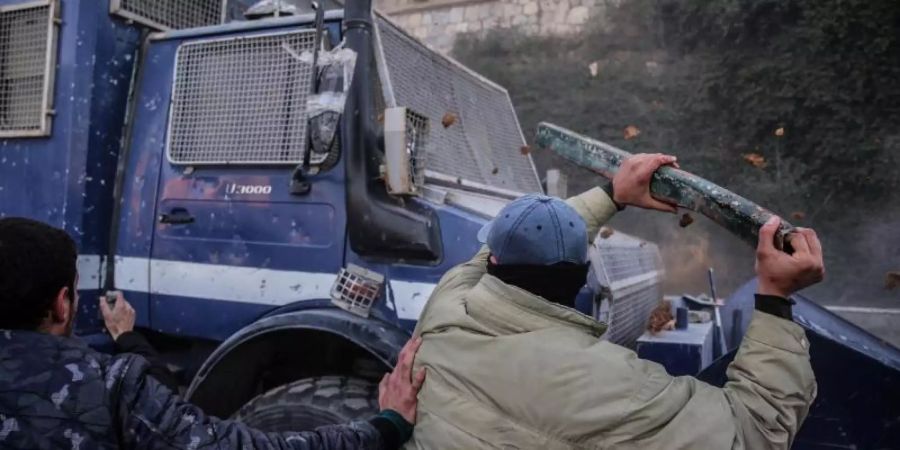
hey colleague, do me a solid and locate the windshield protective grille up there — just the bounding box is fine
[375,17,541,194]
[112,0,222,31]
[167,31,317,165]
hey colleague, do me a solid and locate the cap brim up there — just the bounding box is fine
[476,220,493,244]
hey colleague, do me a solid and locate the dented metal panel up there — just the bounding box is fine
[535,122,795,249]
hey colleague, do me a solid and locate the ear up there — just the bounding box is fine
[50,286,71,325]
[489,255,499,265]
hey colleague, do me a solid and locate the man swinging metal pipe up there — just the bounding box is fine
[406,147,824,449]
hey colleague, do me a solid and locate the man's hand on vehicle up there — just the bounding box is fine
[99,292,136,341]
[756,216,825,298]
[612,153,680,212]
[379,336,426,424]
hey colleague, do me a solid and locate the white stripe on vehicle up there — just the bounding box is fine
[149,259,337,306]
[76,255,103,290]
[76,254,435,317]
[115,256,150,293]
[825,306,900,315]
[389,280,436,321]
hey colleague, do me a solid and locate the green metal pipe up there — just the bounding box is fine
[535,122,794,250]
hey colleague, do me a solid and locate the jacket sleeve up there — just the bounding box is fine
[112,356,387,450]
[606,311,816,449]
[114,331,180,393]
[564,186,619,245]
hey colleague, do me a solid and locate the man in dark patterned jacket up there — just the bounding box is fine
[0,217,424,449]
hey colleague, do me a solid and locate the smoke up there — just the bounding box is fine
[609,206,754,298]
[804,208,900,304]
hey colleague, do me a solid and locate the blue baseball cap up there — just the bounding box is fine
[477,194,588,265]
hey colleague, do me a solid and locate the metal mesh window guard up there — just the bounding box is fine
[110,0,223,31]
[167,30,318,165]
[590,232,665,348]
[331,264,384,318]
[374,16,542,194]
[406,109,428,188]
[0,0,58,137]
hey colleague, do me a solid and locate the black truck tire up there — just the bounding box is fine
[234,376,379,432]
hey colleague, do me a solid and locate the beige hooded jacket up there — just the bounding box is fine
[405,187,816,450]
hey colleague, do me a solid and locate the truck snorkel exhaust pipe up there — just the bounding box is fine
[341,0,442,262]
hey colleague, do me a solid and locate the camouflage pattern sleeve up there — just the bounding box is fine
[114,331,180,392]
[113,355,385,450]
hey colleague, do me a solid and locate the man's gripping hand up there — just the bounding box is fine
[379,336,426,424]
[756,216,825,298]
[612,153,680,212]
[99,292,136,341]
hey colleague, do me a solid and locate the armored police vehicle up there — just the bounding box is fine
[0,0,897,446]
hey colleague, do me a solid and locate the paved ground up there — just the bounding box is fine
[827,307,900,349]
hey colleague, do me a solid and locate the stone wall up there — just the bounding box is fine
[375,0,609,53]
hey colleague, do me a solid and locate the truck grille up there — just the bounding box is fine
[375,17,542,194]
[167,30,317,165]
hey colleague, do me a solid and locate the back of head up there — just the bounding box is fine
[479,194,589,266]
[478,195,590,307]
[0,218,77,330]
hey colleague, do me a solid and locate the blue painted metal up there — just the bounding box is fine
[185,307,409,417]
[120,19,350,340]
[0,0,142,334]
[637,322,714,376]
[627,277,899,448]
[345,197,487,332]
[698,279,900,449]
[717,279,900,368]
[188,307,409,390]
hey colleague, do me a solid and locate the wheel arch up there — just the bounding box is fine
[185,307,409,418]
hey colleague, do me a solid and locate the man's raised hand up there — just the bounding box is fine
[612,153,680,213]
[756,216,825,298]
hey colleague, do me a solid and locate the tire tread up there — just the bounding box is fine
[234,376,379,432]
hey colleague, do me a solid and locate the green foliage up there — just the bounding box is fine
[666,0,900,196]
[451,0,900,302]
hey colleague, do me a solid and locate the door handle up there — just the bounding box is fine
[159,207,194,225]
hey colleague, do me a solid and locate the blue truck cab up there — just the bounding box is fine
[117,3,534,421]
[0,0,546,426]
[2,0,898,444]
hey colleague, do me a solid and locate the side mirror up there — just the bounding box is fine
[384,107,429,196]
